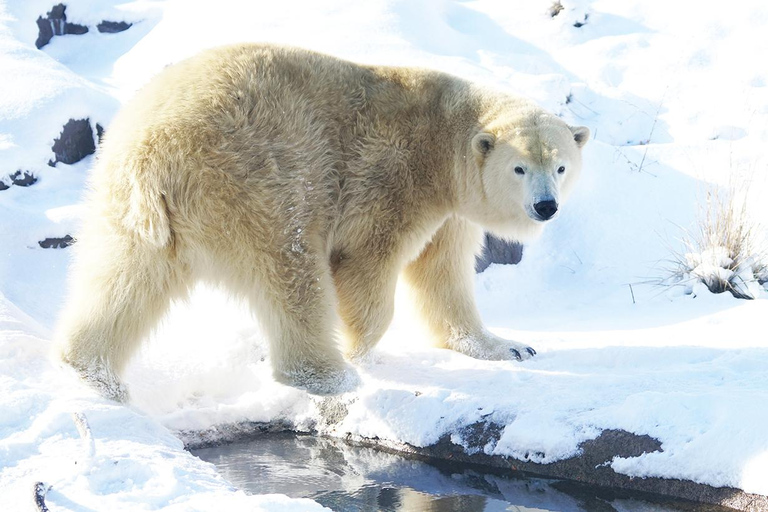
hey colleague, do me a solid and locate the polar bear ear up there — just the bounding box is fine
[471,132,495,161]
[570,125,591,149]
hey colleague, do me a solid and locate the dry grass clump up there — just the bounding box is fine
[549,1,564,18]
[668,188,767,299]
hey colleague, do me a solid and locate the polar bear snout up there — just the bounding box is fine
[532,200,558,221]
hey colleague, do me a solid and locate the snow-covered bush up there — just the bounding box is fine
[669,188,767,299]
[548,0,590,27]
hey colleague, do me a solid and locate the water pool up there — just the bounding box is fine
[193,434,712,512]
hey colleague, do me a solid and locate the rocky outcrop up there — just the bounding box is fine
[35,4,133,49]
[38,235,74,249]
[35,4,88,49]
[476,234,523,272]
[0,171,37,191]
[96,20,132,33]
[352,426,767,512]
[49,119,95,166]
[95,123,105,145]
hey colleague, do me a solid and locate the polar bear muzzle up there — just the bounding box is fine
[533,200,558,221]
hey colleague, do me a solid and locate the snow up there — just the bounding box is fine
[2,0,768,508]
[0,291,327,511]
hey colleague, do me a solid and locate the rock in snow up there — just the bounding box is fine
[35,3,88,49]
[49,118,95,166]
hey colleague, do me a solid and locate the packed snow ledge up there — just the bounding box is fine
[0,293,327,511]
[2,0,768,510]
[129,275,768,507]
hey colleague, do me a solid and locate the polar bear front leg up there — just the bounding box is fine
[253,250,358,395]
[333,252,398,361]
[402,216,536,361]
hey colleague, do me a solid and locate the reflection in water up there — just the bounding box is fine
[192,434,701,512]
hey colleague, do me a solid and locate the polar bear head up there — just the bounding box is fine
[466,109,589,241]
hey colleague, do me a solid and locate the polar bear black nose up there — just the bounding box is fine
[534,200,558,220]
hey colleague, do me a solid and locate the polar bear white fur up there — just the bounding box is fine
[55,44,589,400]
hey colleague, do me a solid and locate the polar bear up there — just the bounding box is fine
[55,44,589,400]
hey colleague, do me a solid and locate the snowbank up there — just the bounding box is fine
[0,292,327,511]
[2,0,768,508]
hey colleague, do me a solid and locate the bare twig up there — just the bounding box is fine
[613,147,659,177]
[571,250,583,265]
[637,88,668,174]
[569,97,599,115]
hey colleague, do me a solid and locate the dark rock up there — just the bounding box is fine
[35,4,88,49]
[476,233,523,272]
[96,20,132,33]
[50,119,95,166]
[38,235,74,249]
[573,13,589,28]
[48,3,66,21]
[454,421,504,454]
[11,171,37,187]
[372,426,765,511]
[35,16,54,49]
[64,22,88,35]
[0,171,37,191]
[95,123,105,145]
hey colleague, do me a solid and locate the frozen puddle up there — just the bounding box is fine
[192,434,723,512]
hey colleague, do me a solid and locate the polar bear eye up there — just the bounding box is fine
[514,166,525,175]
[557,166,566,174]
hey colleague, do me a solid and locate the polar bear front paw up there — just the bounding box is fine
[447,332,536,362]
[276,362,360,396]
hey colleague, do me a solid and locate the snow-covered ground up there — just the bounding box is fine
[2,0,768,509]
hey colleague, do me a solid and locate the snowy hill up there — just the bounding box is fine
[2,0,768,510]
